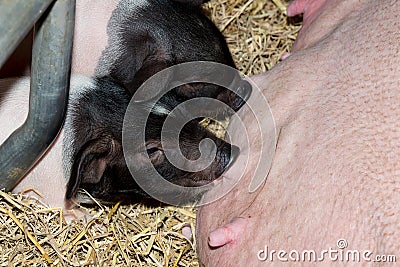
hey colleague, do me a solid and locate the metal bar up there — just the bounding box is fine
[0,0,54,68]
[0,0,76,191]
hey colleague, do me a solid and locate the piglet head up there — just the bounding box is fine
[64,77,239,205]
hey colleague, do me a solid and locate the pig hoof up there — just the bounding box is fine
[208,217,247,248]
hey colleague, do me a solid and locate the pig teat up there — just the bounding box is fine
[208,217,248,248]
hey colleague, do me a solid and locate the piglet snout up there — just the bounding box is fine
[215,144,240,178]
[232,80,252,111]
[216,79,252,119]
[225,144,240,171]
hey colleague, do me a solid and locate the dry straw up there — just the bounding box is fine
[0,0,301,266]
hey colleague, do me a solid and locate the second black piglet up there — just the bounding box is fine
[95,0,252,115]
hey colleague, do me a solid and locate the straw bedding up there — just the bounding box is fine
[0,0,301,266]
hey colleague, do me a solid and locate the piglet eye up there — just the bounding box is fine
[146,147,160,155]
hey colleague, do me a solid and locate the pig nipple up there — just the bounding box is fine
[208,217,247,248]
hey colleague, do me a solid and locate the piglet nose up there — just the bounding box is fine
[232,80,252,111]
[239,80,252,102]
[225,145,240,171]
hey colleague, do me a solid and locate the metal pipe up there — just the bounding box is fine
[0,0,76,191]
[0,0,54,69]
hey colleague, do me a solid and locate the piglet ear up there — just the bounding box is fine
[65,137,116,200]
